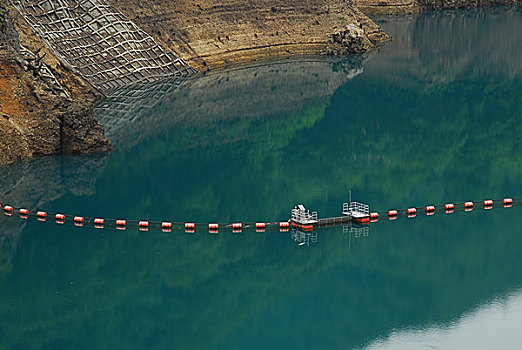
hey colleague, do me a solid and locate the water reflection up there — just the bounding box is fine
[95,55,370,149]
[291,229,319,246]
[0,7,521,350]
[365,290,522,350]
[0,155,106,208]
[94,77,190,141]
[0,156,106,274]
[373,7,522,81]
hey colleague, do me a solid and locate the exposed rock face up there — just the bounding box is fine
[328,24,366,54]
[106,0,390,70]
[0,4,110,166]
[0,1,19,51]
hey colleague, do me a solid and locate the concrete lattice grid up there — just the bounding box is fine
[10,0,197,93]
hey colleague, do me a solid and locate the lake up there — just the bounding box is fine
[0,7,521,350]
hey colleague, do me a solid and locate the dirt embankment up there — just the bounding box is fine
[0,4,110,166]
[107,0,389,71]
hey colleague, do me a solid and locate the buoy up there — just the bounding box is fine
[483,199,493,206]
[3,205,13,212]
[162,222,172,229]
[256,222,266,232]
[19,210,29,219]
[185,222,195,229]
[464,201,474,208]
[370,212,379,219]
[445,203,455,210]
[407,208,417,215]
[426,206,435,212]
[232,223,243,229]
[388,210,398,216]
[503,198,513,205]
[37,211,47,219]
[209,223,219,230]
[74,216,84,223]
[55,214,65,221]
[138,220,149,227]
[94,218,105,225]
[279,222,290,229]
[116,219,126,226]
[359,217,370,224]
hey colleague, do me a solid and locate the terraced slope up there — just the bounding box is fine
[108,0,389,70]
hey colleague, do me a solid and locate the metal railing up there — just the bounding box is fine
[291,208,318,222]
[343,201,369,214]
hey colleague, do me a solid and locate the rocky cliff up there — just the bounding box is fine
[0,3,110,166]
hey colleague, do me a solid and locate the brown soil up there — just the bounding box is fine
[0,5,110,166]
[0,55,60,164]
[354,0,420,15]
[0,51,110,165]
[107,0,390,70]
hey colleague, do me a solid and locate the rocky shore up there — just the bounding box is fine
[0,3,110,166]
[1,0,521,165]
[107,0,389,70]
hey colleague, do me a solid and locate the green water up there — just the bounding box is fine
[1,7,522,350]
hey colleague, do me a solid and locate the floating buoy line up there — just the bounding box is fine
[369,197,518,222]
[0,197,520,233]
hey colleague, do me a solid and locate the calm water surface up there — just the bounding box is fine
[0,7,521,350]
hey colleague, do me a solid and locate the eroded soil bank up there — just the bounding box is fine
[107,0,389,71]
[0,4,110,166]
